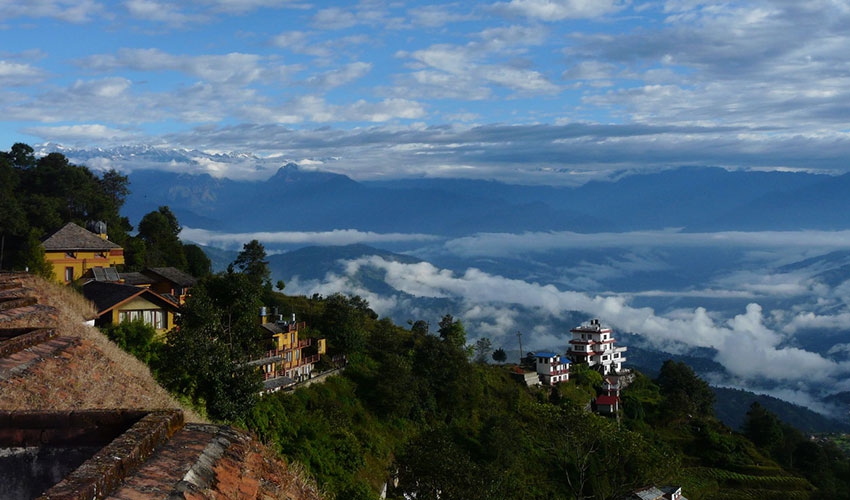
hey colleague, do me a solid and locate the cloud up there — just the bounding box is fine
[287,255,850,389]
[79,49,298,86]
[443,229,850,258]
[180,227,440,249]
[307,62,372,89]
[23,124,138,143]
[492,0,625,20]
[0,0,103,22]
[408,4,476,27]
[0,60,47,86]
[397,28,560,97]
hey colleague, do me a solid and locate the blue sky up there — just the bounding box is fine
[3,0,850,182]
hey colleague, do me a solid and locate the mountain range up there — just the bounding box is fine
[122,163,843,236]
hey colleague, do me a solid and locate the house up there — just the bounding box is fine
[534,351,570,385]
[42,222,124,284]
[594,394,620,415]
[140,267,197,304]
[81,281,180,335]
[567,318,627,375]
[626,485,686,500]
[247,310,326,393]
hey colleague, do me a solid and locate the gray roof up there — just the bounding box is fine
[119,272,155,286]
[82,281,179,316]
[42,222,121,251]
[143,267,198,287]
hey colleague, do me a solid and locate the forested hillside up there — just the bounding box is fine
[4,142,850,499]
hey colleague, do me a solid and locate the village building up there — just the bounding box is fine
[626,485,686,500]
[534,351,570,385]
[247,310,327,393]
[41,222,124,284]
[82,280,180,335]
[567,318,627,375]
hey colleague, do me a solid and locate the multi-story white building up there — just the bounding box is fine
[534,351,570,385]
[567,318,627,375]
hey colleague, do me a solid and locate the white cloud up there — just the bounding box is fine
[23,124,137,142]
[123,0,199,25]
[307,62,373,89]
[80,49,298,86]
[443,230,850,258]
[0,60,46,86]
[292,255,850,389]
[0,0,103,22]
[180,227,440,249]
[492,0,625,20]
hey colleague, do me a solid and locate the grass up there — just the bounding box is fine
[0,274,202,421]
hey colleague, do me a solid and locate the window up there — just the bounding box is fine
[65,251,75,258]
[64,267,74,282]
[119,309,165,329]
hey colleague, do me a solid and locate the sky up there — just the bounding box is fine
[3,0,850,182]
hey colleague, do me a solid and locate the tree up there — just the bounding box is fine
[473,337,493,363]
[136,206,187,270]
[184,243,212,278]
[105,319,158,364]
[656,359,715,419]
[232,239,270,289]
[8,142,35,168]
[743,402,784,457]
[492,347,507,363]
[438,314,467,350]
[154,270,263,421]
[316,293,375,354]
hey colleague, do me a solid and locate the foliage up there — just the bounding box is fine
[313,293,377,354]
[0,143,131,271]
[154,268,264,421]
[104,318,159,364]
[184,243,212,278]
[656,359,715,420]
[134,206,187,270]
[473,336,492,363]
[492,347,507,363]
[232,239,271,290]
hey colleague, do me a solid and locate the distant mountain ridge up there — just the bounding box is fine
[123,163,841,235]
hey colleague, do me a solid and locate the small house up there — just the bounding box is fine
[82,281,180,335]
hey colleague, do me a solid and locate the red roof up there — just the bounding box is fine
[596,395,619,405]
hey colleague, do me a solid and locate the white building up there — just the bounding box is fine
[534,351,570,385]
[567,318,627,375]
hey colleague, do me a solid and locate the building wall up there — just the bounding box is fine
[45,249,125,285]
[104,296,175,333]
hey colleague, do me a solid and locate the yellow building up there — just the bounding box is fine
[82,281,180,336]
[42,222,124,284]
[254,312,327,391]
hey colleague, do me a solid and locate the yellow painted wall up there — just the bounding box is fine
[45,249,125,284]
[109,295,176,334]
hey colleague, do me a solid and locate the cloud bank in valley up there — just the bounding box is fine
[287,254,850,408]
[180,227,440,250]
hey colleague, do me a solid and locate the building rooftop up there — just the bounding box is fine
[143,267,198,287]
[42,222,121,251]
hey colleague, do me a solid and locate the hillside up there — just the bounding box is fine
[0,272,323,500]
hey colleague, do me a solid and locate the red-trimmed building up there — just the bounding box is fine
[534,351,570,385]
[567,318,627,375]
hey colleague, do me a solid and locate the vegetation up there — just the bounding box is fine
[0,143,132,274]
